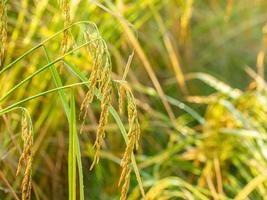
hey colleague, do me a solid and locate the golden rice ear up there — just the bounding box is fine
[118,85,141,200]
[17,111,33,200]
[80,24,113,167]
[119,168,131,200]
[126,89,141,150]
[79,27,104,133]
[80,59,101,108]
[89,73,112,169]
[0,0,7,67]
[59,0,71,72]
[90,84,112,170]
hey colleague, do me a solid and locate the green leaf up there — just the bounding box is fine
[69,90,77,200]
[43,47,84,200]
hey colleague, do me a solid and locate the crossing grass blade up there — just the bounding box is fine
[43,46,84,200]
[69,90,77,200]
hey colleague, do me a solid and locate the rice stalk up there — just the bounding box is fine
[118,85,126,115]
[0,171,20,200]
[0,0,7,67]
[16,110,33,200]
[256,23,267,81]
[150,4,188,95]
[186,95,219,104]
[180,0,193,42]
[118,51,134,116]
[58,0,71,71]
[234,172,267,200]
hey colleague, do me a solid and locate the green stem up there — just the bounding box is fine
[43,45,84,200]
[0,21,97,75]
[0,39,101,103]
[0,81,88,115]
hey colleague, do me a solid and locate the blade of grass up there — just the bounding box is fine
[0,39,100,103]
[234,172,267,200]
[75,136,84,200]
[186,72,242,98]
[133,83,205,124]
[43,46,84,200]
[0,170,20,200]
[0,82,89,115]
[0,21,97,75]
[43,46,69,120]
[69,90,77,200]
[150,3,188,94]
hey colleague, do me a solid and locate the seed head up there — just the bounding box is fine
[80,25,113,169]
[118,84,141,200]
[17,111,33,200]
[90,84,112,170]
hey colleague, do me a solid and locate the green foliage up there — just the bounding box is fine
[1,0,267,200]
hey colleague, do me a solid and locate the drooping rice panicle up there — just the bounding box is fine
[16,111,33,200]
[90,55,112,169]
[90,83,112,170]
[119,168,131,200]
[79,25,103,133]
[79,25,114,169]
[79,56,101,127]
[118,83,141,200]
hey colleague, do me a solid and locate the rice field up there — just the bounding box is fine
[1,0,267,199]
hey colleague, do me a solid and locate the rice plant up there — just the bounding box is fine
[1,0,267,200]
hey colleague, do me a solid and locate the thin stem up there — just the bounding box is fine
[122,51,134,81]
[0,81,88,115]
[0,39,100,102]
[0,21,97,75]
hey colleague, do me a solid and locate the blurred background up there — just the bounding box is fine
[1,0,267,199]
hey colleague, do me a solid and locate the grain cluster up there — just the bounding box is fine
[16,111,33,200]
[80,25,113,170]
[118,83,140,200]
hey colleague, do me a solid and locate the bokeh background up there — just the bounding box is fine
[1,0,267,199]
